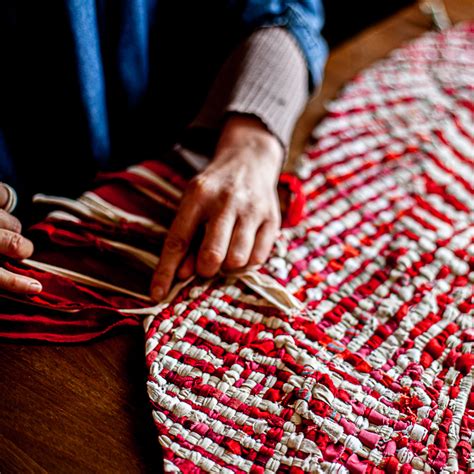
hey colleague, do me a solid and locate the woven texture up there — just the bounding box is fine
[146,24,474,473]
[0,23,472,473]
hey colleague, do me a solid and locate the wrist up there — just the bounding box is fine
[216,114,284,167]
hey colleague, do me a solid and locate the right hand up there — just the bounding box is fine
[0,184,42,294]
[150,115,283,301]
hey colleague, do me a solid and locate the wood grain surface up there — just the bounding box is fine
[1,1,472,472]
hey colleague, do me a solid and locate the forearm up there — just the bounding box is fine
[191,27,309,154]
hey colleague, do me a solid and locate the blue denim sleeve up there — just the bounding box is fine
[237,0,328,90]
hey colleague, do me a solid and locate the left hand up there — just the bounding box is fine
[0,184,42,294]
[151,115,283,301]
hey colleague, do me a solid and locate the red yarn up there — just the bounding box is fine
[456,353,474,375]
[279,173,307,227]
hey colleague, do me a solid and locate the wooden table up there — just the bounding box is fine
[1,1,473,472]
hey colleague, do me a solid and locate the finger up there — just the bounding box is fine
[0,210,22,233]
[177,253,195,280]
[0,268,42,294]
[248,220,279,266]
[223,217,260,270]
[196,211,235,278]
[151,203,201,301]
[0,229,34,259]
[0,185,9,209]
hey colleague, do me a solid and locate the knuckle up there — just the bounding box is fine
[212,214,233,231]
[221,187,242,209]
[249,253,266,266]
[189,176,211,198]
[0,230,8,250]
[10,218,22,233]
[164,234,187,254]
[9,275,24,291]
[266,229,279,248]
[200,248,223,266]
[0,211,21,232]
[7,232,23,255]
[252,242,272,265]
[243,201,258,216]
[227,252,247,268]
[156,267,174,280]
[221,187,235,201]
[234,188,250,204]
[0,270,21,292]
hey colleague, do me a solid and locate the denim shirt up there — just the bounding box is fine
[1,1,327,201]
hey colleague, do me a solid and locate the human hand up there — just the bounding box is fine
[0,184,42,294]
[151,115,283,301]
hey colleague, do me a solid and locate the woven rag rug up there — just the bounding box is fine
[1,22,473,473]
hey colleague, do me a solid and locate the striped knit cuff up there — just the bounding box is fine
[191,27,309,152]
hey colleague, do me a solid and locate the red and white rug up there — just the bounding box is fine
[144,23,474,473]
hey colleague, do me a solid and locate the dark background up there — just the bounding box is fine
[322,0,415,46]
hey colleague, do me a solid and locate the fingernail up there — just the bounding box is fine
[152,287,164,302]
[29,281,42,293]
